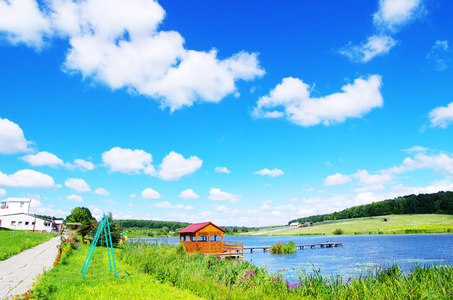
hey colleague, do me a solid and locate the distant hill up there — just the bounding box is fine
[117,219,190,232]
[289,191,453,225]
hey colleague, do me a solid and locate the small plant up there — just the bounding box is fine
[333,228,344,235]
[270,242,296,254]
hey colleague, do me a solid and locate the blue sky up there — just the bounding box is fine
[0,0,452,226]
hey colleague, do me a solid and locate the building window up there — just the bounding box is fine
[25,222,29,225]
[11,221,16,226]
[20,202,24,207]
[32,222,35,225]
[18,221,23,226]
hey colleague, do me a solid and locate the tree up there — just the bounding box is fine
[65,207,96,229]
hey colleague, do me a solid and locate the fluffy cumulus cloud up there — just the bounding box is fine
[0,0,52,49]
[65,178,91,192]
[102,147,153,174]
[352,170,393,186]
[208,188,241,203]
[0,169,58,188]
[324,173,352,186]
[253,168,284,177]
[215,167,231,174]
[72,159,95,171]
[158,151,202,181]
[141,188,161,199]
[340,0,424,62]
[397,152,453,176]
[0,188,6,196]
[20,151,64,167]
[339,35,397,63]
[150,201,194,210]
[66,194,84,203]
[253,75,383,127]
[178,189,199,199]
[429,102,453,129]
[0,117,33,154]
[0,0,264,111]
[94,188,110,196]
[373,0,424,31]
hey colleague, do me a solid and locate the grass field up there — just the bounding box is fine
[244,214,453,236]
[26,243,203,300]
[20,240,453,299]
[0,228,56,261]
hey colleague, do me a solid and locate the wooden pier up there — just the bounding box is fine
[243,242,343,253]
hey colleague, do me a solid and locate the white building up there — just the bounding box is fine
[0,198,58,233]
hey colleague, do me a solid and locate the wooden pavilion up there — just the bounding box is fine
[178,222,243,258]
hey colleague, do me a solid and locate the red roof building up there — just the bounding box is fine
[178,222,243,258]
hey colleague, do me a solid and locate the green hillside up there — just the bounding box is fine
[245,214,453,236]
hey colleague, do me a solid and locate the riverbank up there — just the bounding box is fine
[243,214,453,236]
[24,241,453,299]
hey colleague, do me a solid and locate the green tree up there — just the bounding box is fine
[65,207,96,229]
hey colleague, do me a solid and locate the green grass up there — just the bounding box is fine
[0,228,56,261]
[28,243,203,300]
[25,241,453,299]
[245,214,453,236]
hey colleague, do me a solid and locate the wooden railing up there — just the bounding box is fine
[181,241,243,256]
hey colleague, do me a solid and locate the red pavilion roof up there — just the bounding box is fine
[178,222,226,234]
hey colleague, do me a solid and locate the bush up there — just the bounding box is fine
[270,242,296,254]
[333,228,344,235]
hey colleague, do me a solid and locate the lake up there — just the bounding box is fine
[133,234,453,282]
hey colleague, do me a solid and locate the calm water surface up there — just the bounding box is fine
[135,234,453,282]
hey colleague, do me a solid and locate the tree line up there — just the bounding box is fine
[116,219,191,232]
[289,191,453,225]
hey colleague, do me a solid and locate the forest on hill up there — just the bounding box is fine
[289,191,453,225]
[116,219,190,232]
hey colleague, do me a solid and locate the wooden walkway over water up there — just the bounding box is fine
[243,242,343,253]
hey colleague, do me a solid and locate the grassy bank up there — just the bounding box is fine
[24,243,203,300]
[23,241,453,299]
[245,214,453,236]
[0,228,56,261]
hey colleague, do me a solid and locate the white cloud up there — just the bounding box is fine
[0,188,6,196]
[178,189,199,199]
[253,75,383,127]
[21,151,64,167]
[339,35,397,63]
[403,146,428,152]
[94,187,110,196]
[426,40,450,71]
[130,193,137,198]
[340,0,424,63]
[429,102,453,128]
[373,0,424,32]
[289,197,298,202]
[158,151,202,180]
[215,167,231,174]
[260,203,271,211]
[0,0,52,49]
[141,188,161,199]
[102,147,153,174]
[352,170,393,186]
[103,199,116,205]
[324,173,352,186]
[253,168,284,177]
[72,159,95,171]
[397,152,453,176]
[208,188,241,203]
[0,169,58,189]
[216,205,229,212]
[67,194,84,203]
[1,0,264,111]
[0,117,33,154]
[65,178,91,192]
[150,201,194,210]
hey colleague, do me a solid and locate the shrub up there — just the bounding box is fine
[270,242,296,254]
[333,228,344,235]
